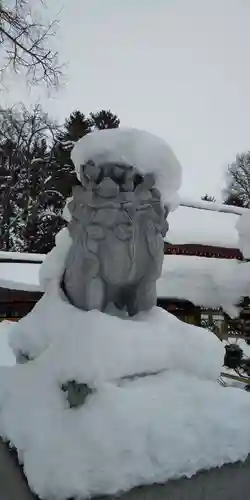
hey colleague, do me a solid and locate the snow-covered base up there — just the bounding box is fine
[0,284,250,500]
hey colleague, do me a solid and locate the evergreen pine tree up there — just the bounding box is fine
[90,110,120,130]
[223,152,250,207]
[58,111,92,143]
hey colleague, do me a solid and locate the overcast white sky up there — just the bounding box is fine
[4,0,250,199]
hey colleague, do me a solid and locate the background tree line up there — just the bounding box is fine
[202,151,250,208]
[1,103,250,255]
[1,2,250,252]
[0,105,120,253]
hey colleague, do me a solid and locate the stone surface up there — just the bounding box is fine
[1,439,250,500]
[0,440,37,500]
[63,162,168,316]
[61,380,94,408]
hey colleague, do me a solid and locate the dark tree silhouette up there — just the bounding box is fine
[223,193,244,207]
[0,106,121,252]
[58,111,92,143]
[90,110,120,130]
[0,103,60,251]
[223,152,250,208]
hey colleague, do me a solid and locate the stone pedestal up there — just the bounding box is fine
[0,440,37,500]
[1,439,249,500]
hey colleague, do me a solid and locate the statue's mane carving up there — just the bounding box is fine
[62,161,169,316]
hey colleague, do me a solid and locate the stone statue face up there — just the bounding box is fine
[63,161,169,316]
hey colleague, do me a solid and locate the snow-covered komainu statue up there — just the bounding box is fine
[2,128,250,500]
[61,127,181,315]
[62,162,168,315]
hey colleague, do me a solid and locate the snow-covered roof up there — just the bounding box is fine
[166,205,240,249]
[180,198,248,216]
[0,261,41,292]
[157,255,250,316]
[0,251,44,263]
[0,251,42,292]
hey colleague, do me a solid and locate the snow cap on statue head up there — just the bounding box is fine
[71,127,182,210]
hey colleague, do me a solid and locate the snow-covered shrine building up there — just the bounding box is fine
[159,200,250,339]
[0,251,42,321]
[0,200,250,340]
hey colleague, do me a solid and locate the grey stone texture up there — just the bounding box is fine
[63,162,168,316]
[0,439,36,500]
[61,380,94,408]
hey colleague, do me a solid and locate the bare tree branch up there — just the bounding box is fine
[0,0,62,87]
[223,152,250,207]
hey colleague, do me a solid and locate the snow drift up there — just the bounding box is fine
[1,128,250,500]
[1,282,249,500]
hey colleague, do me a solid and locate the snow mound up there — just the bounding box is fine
[71,127,182,208]
[3,281,250,499]
[9,282,223,381]
[236,211,250,259]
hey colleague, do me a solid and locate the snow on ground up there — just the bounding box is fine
[166,205,240,248]
[1,282,250,500]
[0,321,16,366]
[236,210,250,259]
[71,127,182,209]
[157,255,250,317]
